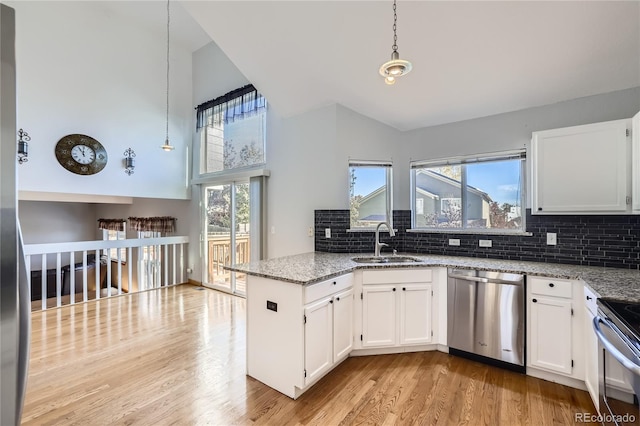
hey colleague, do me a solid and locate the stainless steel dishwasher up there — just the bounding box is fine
[447,269,525,373]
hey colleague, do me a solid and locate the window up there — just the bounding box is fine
[411,150,525,232]
[196,85,266,175]
[349,161,393,229]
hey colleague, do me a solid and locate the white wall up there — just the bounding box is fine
[261,104,401,258]
[265,104,337,257]
[336,104,402,207]
[192,42,250,108]
[399,87,640,209]
[10,1,192,200]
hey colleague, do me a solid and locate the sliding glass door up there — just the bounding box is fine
[203,181,251,295]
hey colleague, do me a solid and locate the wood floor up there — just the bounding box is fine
[22,284,598,425]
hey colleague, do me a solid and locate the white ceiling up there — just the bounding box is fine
[113,1,640,131]
[93,1,211,52]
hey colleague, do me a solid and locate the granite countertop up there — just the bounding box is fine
[226,252,640,303]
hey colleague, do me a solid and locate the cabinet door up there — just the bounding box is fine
[333,288,354,361]
[399,284,432,345]
[529,296,573,375]
[532,119,629,214]
[632,111,640,212]
[584,308,599,407]
[362,285,396,347]
[304,297,333,385]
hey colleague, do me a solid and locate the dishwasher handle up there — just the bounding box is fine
[447,273,523,286]
[593,316,640,376]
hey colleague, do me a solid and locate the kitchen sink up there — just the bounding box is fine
[351,256,422,264]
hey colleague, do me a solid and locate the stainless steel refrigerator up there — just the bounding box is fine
[1,4,31,425]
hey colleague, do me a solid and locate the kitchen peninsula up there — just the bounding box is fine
[228,252,640,401]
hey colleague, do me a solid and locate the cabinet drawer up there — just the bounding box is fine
[583,284,598,316]
[529,276,573,298]
[362,269,432,284]
[304,273,353,304]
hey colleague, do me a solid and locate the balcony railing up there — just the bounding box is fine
[207,234,249,292]
[23,236,188,311]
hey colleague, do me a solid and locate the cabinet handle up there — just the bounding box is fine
[548,283,555,288]
[586,296,593,301]
[402,287,406,291]
[336,297,340,301]
[393,288,396,292]
[532,298,538,303]
[333,281,336,285]
[538,207,543,211]
[329,300,333,304]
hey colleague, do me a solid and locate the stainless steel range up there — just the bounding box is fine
[594,299,640,425]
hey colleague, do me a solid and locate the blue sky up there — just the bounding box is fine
[351,168,386,197]
[351,160,521,206]
[467,160,521,205]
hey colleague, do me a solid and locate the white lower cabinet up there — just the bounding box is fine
[360,269,434,349]
[362,285,397,347]
[527,276,584,381]
[304,287,354,386]
[529,295,573,374]
[303,297,334,384]
[400,284,433,345]
[332,288,354,361]
[246,273,354,399]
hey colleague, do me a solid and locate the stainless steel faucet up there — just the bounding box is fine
[374,221,396,257]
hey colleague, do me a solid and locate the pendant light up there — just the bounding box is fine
[379,0,412,85]
[161,0,175,151]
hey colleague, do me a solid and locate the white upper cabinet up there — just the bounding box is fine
[632,112,640,212]
[531,118,631,214]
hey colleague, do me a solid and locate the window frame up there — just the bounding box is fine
[348,160,394,231]
[409,150,527,234]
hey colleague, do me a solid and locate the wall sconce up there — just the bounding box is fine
[124,148,136,175]
[17,129,30,164]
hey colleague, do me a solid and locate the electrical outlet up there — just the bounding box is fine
[479,239,492,248]
[449,239,460,246]
[546,232,557,245]
[307,227,313,237]
[325,228,331,238]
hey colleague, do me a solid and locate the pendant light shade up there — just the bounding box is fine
[379,0,412,84]
[161,0,175,152]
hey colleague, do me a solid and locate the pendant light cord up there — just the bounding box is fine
[165,0,170,144]
[392,0,398,53]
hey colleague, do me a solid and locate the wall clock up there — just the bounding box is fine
[55,134,108,175]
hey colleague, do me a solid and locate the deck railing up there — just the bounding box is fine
[23,236,188,311]
[207,234,250,284]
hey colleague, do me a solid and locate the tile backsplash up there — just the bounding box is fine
[314,209,640,269]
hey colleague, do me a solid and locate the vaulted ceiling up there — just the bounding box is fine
[108,1,640,131]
